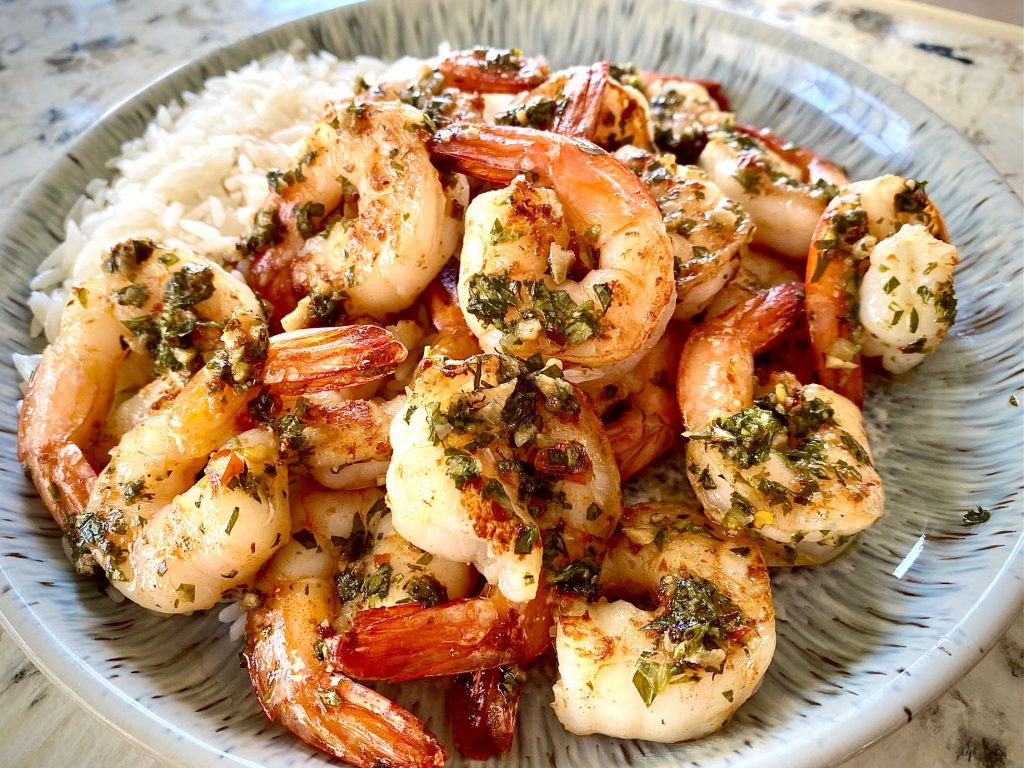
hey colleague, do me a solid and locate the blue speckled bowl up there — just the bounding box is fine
[1,1,1021,766]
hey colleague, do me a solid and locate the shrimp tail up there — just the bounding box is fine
[712,280,805,353]
[550,62,610,140]
[430,123,541,184]
[447,666,523,759]
[678,282,804,427]
[604,407,679,481]
[431,123,662,233]
[333,591,553,682]
[805,208,866,406]
[50,444,97,529]
[264,325,408,396]
[438,48,550,93]
[245,582,445,768]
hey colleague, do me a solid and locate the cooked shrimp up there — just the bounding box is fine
[615,145,753,319]
[437,46,550,94]
[300,396,407,490]
[425,262,482,359]
[552,502,775,741]
[430,123,676,382]
[19,240,263,529]
[705,247,802,318]
[247,100,450,325]
[642,74,733,163]
[335,585,553,682]
[348,597,534,760]
[699,125,848,259]
[373,44,541,139]
[447,666,524,760]
[67,317,407,612]
[388,352,621,602]
[244,536,447,768]
[334,496,477,623]
[582,327,683,481]
[678,284,884,565]
[95,370,189,460]
[806,175,957,404]
[497,63,653,150]
[369,47,545,130]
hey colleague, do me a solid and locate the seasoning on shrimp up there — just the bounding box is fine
[248,100,455,326]
[806,174,958,404]
[431,123,676,382]
[699,125,847,260]
[678,283,884,565]
[615,145,754,319]
[388,352,621,601]
[552,502,775,741]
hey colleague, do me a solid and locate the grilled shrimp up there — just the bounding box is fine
[678,283,884,565]
[582,327,683,481]
[806,175,957,404]
[615,145,754,319]
[246,484,473,767]
[333,493,478,623]
[19,239,262,529]
[643,74,733,163]
[700,125,848,259]
[244,537,446,768]
[69,316,407,612]
[705,247,802,318]
[437,46,550,94]
[387,352,621,602]
[299,396,407,490]
[553,502,775,741]
[431,123,676,382]
[425,262,482,359]
[247,100,450,325]
[369,47,548,133]
[497,63,654,150]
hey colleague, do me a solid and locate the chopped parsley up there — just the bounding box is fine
[243,205,283,255]
[295,201,326,240]
[687,405,780,469]
[403,574,448,607]
[445,448,480,489]
[549,558,600,599]
[893,179,929,215]
[464,271,606,346]
[114,283,150,307]
[644,574,749,661]
[809,207,869,283]
[962,506,990,526]
[120,478,148,505]
[105,238,154,275]
[513,524,539,555]
[336,562,393,604]
[632,660,674,707]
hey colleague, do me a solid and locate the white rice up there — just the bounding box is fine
[25,44,431,349]
[217,601,248,642]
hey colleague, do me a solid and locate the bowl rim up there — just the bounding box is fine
[1,1,1022,766]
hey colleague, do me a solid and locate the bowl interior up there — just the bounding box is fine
[0,1,1021,767]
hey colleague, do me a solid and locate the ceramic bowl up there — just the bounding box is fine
[1,1,1021,766]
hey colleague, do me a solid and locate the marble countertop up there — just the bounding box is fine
[1,1,1021,766]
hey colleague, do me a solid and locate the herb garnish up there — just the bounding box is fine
[962,506,990,526]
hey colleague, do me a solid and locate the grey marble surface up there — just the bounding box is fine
[0,0,1021,766]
